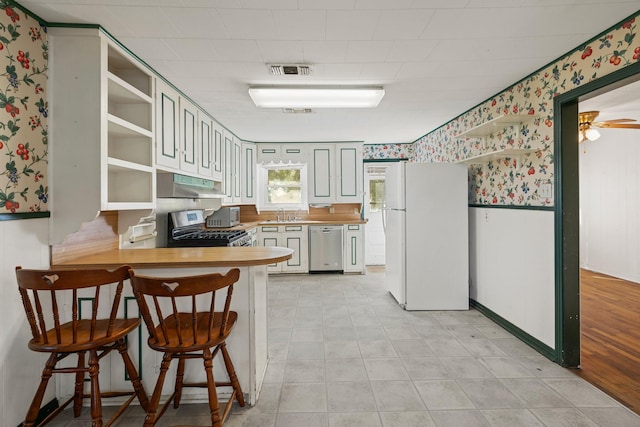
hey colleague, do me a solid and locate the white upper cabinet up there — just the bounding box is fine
[309,146,335,204]
[335,143,363,203]
[155,79,180,170]
[198,115,213,178]
[257,144,308,164]
[212,123,224,181]
[179,97,199,175]
[242,142,257,204]
[49,28,155,243]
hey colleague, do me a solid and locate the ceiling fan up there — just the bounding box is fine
[578,110,640,143]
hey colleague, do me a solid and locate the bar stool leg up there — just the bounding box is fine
[73,351,86,417]
[174,356,186,408]
[203,348,223,427]
[220,343,245,407]
[23,353,57,427]
[144,353,173,427]
[115,337,149,411]
[88,349,103,427]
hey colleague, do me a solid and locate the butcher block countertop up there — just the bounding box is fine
[51,246,294,270]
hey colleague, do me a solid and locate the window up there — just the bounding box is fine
[368,179,385,212]
[258,163,308,211]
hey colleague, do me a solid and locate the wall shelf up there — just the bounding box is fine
[456,148,535,165]
[457,114,539,139]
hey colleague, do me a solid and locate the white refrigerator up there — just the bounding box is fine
[384,162,469,310]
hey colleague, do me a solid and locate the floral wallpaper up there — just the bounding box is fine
[363,143,413,161]
[412,13,639,207]
[0,0,47,213]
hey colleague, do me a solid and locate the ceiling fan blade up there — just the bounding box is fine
[593,123,640,129]
[594,118,636,124]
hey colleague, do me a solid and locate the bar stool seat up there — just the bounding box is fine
[129,268,245,427]
[15,265,149,427]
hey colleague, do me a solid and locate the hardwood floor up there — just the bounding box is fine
[578,269,640,414]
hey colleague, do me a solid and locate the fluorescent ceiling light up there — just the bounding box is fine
[248,86,385,108]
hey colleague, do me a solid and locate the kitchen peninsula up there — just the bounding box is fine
[52,244,293,406]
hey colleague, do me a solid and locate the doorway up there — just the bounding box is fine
[364,164,388,265]
[555,60,640,368]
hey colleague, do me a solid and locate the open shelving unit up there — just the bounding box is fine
[455,114,538,166]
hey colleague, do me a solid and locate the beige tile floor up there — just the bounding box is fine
[46,269,640,426]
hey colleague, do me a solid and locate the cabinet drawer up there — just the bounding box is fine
[260,226,280,233]
[347,225,360,231]
[284,225,303,232]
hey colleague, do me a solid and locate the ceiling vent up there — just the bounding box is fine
[269,64,311,76]
[282,108,313,114]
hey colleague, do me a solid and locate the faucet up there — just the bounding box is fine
[276,208,285,222]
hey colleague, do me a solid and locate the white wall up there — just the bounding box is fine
[579,128,640,283]
[469,208,555,348]
[1,218,51,427]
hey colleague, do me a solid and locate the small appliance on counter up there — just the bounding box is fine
[167,209,250,247]
[206,206,240,228]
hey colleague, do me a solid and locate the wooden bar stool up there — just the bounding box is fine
[129,268,245,427]
[15,265,149,427]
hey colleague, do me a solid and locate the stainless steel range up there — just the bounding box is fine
[167,209,251,247]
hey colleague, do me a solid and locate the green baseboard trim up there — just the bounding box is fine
[470,299,556,362]
[17,398,58,427]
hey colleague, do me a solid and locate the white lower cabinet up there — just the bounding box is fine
[344,224,365,273]
[259,225,308,273]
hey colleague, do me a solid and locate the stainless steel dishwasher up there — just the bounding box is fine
[309,225,344,273]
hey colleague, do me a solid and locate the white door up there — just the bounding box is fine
[364,164,388,265]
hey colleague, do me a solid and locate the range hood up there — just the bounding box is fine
[157,173,224,199]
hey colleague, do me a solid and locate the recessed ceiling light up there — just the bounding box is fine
[248,86,385,108]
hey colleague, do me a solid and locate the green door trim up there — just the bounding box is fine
[553,60,640,367]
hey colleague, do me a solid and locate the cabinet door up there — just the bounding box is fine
[257,144,281,163]
[242,142,256,204]
[198,115,213,178]
[223,131,233,203]
[344,224,365,273]
[155,80,180,170]
[336,143,363,203]
[281,144,308,163]
[309,146,334,203]
[259,226,281,273]
[233,140,242,201]
[281,226,308,273]
[179,98,198,175]
[212,125,223,181]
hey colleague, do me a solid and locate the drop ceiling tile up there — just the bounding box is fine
[345,41,395,63]
[409,0,472,7]
[218,9,278,39]
[106,6,183,38]
[161,39,220,60]
[355,0,415,9]
[206,40,264,62]
[302,41,348,63]
[385,40,437,62]
[272,10,327,40]
[164,8,228,39]
[322,63,364,80]
[326,10,382,40]
[359,63,403,80]
[299,0,356,10]
[372,9,435,40]
[241,0,297,9]
[257,40,305,63]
